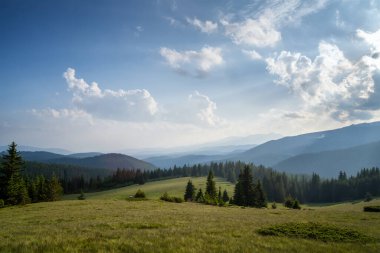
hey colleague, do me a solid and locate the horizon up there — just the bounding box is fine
[1,0,380,152]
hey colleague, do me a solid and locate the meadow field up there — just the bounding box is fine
[1,177,379,253]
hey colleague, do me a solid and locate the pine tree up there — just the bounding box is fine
[254,180,267,208]
[184,180,196,201]
[205,170,217,198]
[222,189,229,203]
[0,142,24,200]
[195,188,204,202]
[233,166,262,207]
[48,175,63,201]
[218,186,222,203]
[7,175,30,205]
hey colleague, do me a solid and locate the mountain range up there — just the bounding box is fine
[3,121,380,178]
[17,152,156,171]
[144,121,380,177]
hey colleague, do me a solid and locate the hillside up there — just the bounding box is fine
[1,175,379,252]
[273,140,380,177]
[19,152,156,171]
[231,121,380,167]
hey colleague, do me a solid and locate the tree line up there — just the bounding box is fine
[59,161,379,204]
[0,142,63,206]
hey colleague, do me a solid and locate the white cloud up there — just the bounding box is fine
[186,17,218,34]
[188,91,224,127]
[63,68,159,122]
[242,49,262,60]
[266,40,380,121]
[356,28,380,53]
[221,0,328,48]
[32,108,91,120]
[221,10,281,48]
[335,10,345,28]
[159,46,223,77]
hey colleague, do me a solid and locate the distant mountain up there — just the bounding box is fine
[145,154,226,169]
[230,121,380,167]
[0,145,71,155]
[67,152,103,158]
[19,152,156,171]
[273,140,380,177]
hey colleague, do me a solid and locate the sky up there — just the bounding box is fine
[1,0,380,152]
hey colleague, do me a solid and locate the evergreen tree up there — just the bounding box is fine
[233,166,257,206]
[254,180,267,208]
[0,142,24,200]
[195,188,204,202]
[218,186,222,202]
[7,175,30,205]
[184,180,196,201]
[205,170,217,198]
[48,175,63,201]
[222,189,229,203]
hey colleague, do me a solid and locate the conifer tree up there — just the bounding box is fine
[233,166,259,207]
[222,189,229,203]
[255,180,267,207]
[184,180,196,201]
[205,170,217,198]
[195,188,204,202]
[48,175,63,201]
[0,142,24,200]
[218,186,222,202]
[1,142,30,205]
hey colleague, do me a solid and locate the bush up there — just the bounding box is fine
[363,206,380,212]
[160,192,183,203]
[134,189,146,198]
[271,202,277,209]
[0,199,4,208]
[284,195,301,209]
[293,199,301,209]
[77,190,86,200]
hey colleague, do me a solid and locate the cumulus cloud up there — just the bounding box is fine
[242,49,263,60]
[221,11,281,48]
[63,68,159,122]
[220,0,328,48]
[266,39,380,121]
[159,46,223,77]
[186,17,218,34]
[166,91,225,127]
[31,108,91,120]
[356,28,380,53]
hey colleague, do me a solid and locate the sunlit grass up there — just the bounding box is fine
[1,177,379,253]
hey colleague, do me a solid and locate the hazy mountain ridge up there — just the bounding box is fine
[18,152,156,171]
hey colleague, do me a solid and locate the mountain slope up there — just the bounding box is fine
[231,121,380,166]
[19,152,156,171]
[273,140,380,177]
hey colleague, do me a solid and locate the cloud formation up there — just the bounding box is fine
[159,46,223,77]
[242,49,263,60]
[220,0,328,48]
[266,38,380,121]
[186,17,218,34]
[63,68,159,121]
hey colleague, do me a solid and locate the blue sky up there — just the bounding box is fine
[1,0,380,152]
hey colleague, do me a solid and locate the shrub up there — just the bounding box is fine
[363,206,380,212]
[160,192,183,203]
[0,199,4,208]
[77,190,86,200]
[293,199,301,209]
[284,195,294,208]
[134,189,146,198]
[271,202,277,209]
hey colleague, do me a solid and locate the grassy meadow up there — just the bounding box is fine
[1,177,379,253]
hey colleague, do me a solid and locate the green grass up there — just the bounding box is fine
[257,222,375,243]
[64,176,235,200]
[1,177,380,253]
